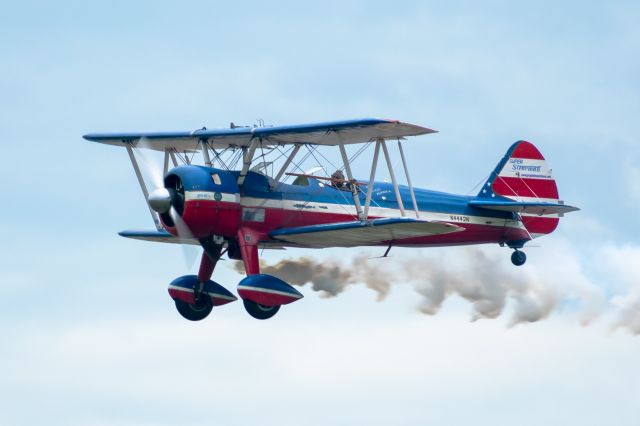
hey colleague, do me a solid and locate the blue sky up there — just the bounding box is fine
[2,1,640,425]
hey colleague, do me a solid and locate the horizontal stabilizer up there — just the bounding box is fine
[270,217,463,248]
[468,200,580,215]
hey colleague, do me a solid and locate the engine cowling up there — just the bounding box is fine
[159,166,241,239]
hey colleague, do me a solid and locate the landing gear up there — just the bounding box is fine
[234,228,304,320]
[168,238,237,321]
[175,297,213,321]
[243,299,280,320]
[511,249,527,266]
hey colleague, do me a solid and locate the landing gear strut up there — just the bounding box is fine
[169,237,237,321]
[235,227,303,320]
[237,227,282,320]
[511,249,527,266]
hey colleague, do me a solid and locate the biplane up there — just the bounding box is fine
[84,118,579,321]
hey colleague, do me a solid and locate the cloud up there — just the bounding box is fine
[611,293,640,334]
[2,308,638,426]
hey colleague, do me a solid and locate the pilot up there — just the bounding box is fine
[331,169,345,189]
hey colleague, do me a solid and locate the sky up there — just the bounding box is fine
[1,1,640,425]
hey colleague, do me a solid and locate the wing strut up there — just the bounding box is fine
[201,140,212,166]
[125,145,161,230]
[169,151,178,167]
[380,139,406,217]
[364,139,381,219]
[273,144,302,187]
[238,139,259,185]
[339,139,364,220]
[398,140,420,219]
[163,150,170,175]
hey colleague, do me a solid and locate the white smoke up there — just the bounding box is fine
[234,254,392,300]
[397,248,561,325]
[234,245,640,334]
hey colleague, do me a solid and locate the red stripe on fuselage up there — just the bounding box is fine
[178,199,541,247]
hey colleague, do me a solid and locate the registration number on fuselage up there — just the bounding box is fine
[449,215,470,223]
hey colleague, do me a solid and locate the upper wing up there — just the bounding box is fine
[269,217,463,248]
[83,118,436,151]
[468,200,580,215]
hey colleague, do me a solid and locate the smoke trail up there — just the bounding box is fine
[405,248,560,325]
[234,247,640,332]
[234,248,565,324]
[233,254,392,300]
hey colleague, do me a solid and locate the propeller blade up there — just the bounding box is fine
[134,138,165,191]
[134,140,196,270]
[170,206,198,270]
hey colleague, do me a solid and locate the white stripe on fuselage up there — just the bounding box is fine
[239,196,526,231]
[185,191,239,203]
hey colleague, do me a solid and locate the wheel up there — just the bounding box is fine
[174,297,213,321]
[243,299,280,320]
[511,250,527,266]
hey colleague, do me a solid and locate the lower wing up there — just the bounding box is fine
[269,217,464,248]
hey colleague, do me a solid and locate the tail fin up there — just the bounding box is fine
[479,140,560,237]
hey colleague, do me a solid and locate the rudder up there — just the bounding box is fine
[479,140,560,237]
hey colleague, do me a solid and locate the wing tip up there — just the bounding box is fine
[379,117,438,135]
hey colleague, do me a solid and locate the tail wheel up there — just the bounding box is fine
[243,299,280,320]
[511,250,527,266]
[174,297,213,321]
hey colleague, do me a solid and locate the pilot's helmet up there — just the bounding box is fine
[331,170,345,188]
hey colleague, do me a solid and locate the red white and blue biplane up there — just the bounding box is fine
[84,118,578,320]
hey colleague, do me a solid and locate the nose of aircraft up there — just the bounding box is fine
[147,188,172,214]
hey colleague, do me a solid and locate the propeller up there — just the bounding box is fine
[148,187,172,214]
[134,139,199,270]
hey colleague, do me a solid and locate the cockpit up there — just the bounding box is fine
[289,169,355,192]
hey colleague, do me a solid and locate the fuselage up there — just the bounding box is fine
[164,166,532,248]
